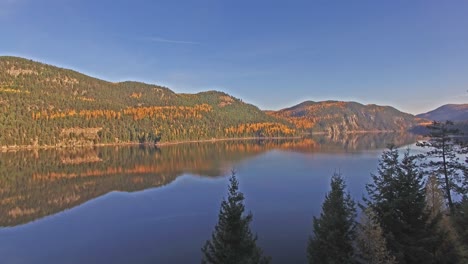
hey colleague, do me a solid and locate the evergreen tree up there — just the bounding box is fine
[453,197,468,260]
[365,147,458,264]
[417,121,466,213]
[201,172,270,264]
[425,175,460,264]
[426,174,447,220]
[308,172,357,264]
[355,208,396,264]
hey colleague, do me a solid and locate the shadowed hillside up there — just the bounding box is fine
[417,104,468,122]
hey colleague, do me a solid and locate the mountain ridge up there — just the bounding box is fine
[416,104,468,122]
[0,56,423,148]
[267,100,424,134]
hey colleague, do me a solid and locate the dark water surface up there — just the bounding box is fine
[0,133,419,264]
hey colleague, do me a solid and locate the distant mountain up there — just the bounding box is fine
[416,104,468,122]
[0,56,294,148]
[267,101,423,134]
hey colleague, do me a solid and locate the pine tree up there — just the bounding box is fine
[417,121,466,213]
[365,147,458,264]
[355,208,396,264]
[453,197,468,261]
[308,172,357,264]
[426,174,447,220]
[425,175,460,264]
[201,172,270,264]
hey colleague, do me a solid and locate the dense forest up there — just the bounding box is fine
[0,56,295,148]
[0,56,431,148]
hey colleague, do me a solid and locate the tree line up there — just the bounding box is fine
[0,57,296,147]
[201,121,468,263]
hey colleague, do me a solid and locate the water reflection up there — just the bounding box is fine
[0,133,418,227]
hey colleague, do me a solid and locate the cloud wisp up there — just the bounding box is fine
[146,37,200,45]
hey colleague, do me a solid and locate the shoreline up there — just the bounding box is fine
[154,136,303,146]
[0,136,303,152]
[0,130,410,152]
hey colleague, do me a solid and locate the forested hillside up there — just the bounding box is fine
[0,56,426,148]
[267,100,423,134]
[0,57,295,148]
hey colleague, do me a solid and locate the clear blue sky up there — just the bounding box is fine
[1,0,467,114]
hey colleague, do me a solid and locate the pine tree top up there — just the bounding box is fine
[308,172,357,264]
[201,172,270,264]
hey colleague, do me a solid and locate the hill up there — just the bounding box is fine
[416,104,468,122]
[0,56,295,148]
[267,100,423,134]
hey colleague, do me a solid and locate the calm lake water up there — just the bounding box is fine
[0,133,419,264]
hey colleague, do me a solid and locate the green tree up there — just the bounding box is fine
[355,208,396,264]
[426,174,447,219]
[425,175,461,263]
[365,147,458,263]
[417,121,466,213]
[201,172,270,264]
[453,198,468,260]
[308,172,357,264]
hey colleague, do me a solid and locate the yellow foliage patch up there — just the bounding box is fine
[130,92,142,99]
[76,96,95,102]
[0,87,30,94]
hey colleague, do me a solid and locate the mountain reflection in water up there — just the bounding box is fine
[0,133,418,227]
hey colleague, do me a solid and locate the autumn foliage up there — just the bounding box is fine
[0,57,297,147]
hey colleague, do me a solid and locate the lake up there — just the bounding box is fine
[0,133,419,264]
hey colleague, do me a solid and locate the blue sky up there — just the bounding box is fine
[1,0,467,114]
